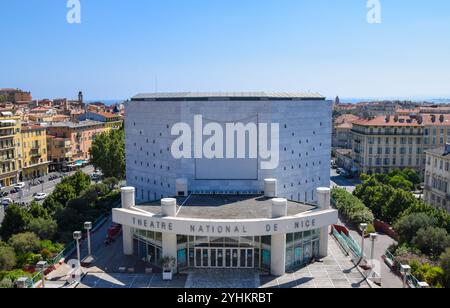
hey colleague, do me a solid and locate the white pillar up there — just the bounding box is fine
[271,234,286,276]
[270,197,287,276]
[161,198,177,217]
[162,233,178,273]
[264,179,278,198]
[317,187,331,258]
[176,179,188,196]
[121,187,135,256]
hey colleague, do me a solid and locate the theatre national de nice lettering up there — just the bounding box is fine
[113,92,337,276]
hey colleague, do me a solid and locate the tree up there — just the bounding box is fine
[388,175,414,191]
[42,194,64,214]
[0,278,14,289]
[52,182,77,206]
[394,213,438,243]
[61,170,91,193]
[0,205,31,241]
[413,227,450,256]
[81,183,109,204]
[8,232,41,256]
[0,244,16,271]
[90,129,125,179]
[440,248,450,288]
[382,189,418,224]
[27,217,58,240]
[29,201,49,219]
[102,177,119,190]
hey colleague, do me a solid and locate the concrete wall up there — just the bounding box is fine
[126,99,332,204]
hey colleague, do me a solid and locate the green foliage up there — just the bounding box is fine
[331,188,374,226]
[42,194,63,214]
[81,183,109,204]
[0,244,16,271]
[27,217,58,240]
[0,277,14,288]
[8,232,41,256]
[52,182,77,206]
[102,177,119,190]
[0,205,32,241]
[90,129,125,179]
[440,248,450,288]
[413,227,450,257]
[394,213,438,244]
[29,202,50,219]
[61,170,91,193]
[388,175,414,191]
[402,201,450,233]
[382,189,418,225]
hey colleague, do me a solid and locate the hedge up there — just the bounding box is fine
[331,187,374,226]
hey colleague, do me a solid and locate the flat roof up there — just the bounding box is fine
[131,92,326,102]
[136,195,317,220]
[47,120,104,128]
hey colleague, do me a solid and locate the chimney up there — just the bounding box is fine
[264,179,278,198]
[440,115,444,123]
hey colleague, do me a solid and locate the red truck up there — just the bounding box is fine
[105,223,122,245]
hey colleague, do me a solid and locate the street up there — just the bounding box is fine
[330,168,360,193]
[0,165,95,213]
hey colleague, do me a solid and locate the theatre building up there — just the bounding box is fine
[113,92,337,275]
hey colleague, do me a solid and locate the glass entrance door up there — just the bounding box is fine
[195,248,254,268]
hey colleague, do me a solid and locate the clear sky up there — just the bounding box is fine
[1,0,450,100]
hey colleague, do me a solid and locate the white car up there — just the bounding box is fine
[1,198,13,206]
[13,182,26,191]
[34,193,48,201]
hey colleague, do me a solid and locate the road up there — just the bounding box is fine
[0,165,96,225]
[330,168,360,193]
[330,168,403,288]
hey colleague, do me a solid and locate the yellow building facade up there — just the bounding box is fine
[0,112,22,187]
[21,124,49,180]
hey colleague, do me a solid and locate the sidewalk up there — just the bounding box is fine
[336,216,403,288]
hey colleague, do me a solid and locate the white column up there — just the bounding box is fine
[271,234,286,276]
[162,233,178,273]
[317,187,331,258]
[264,179,278,198]
[161,198,178,272]
[270,197,287,276]
[121,187,135,256]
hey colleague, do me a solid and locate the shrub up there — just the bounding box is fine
[0,245,16,271]
[27,217,58,240]
[0,278,14,289]
[413,227,450,257]
[331,188,374,226]
[393,213,438,244]
[8,232,41,256]
[440,248,450,288]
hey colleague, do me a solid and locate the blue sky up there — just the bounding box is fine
[1,0,450,100]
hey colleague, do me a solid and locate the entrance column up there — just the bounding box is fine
[270,198,287,276]
[121,187,135,255]
[161,198,178,273]
[317,187,331,258]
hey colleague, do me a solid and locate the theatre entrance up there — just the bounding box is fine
[194,248,254,269]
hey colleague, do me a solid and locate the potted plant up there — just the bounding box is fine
[160,256,176,281]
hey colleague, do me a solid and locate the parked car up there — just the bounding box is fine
[13,182,26,191]
[34,193,48,201]
[0,191,9,198]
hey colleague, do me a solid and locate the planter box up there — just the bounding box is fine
[162,270,173,281]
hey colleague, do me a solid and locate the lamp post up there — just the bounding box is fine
[16,277,29,289]
[73,231,82,266]
[369,233,378,268]
[84,221,92,257]
[401,264,411,288]
[359,223,368,263]
[36,261,48,288]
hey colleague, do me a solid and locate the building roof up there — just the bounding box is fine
[137,195,317,220]
[22,124,46,132]
[334,114,359,125]
[352,114,450,127]
[131,92,326,101]
[47,120,104,129]
[335,122,353,129]
[89,111,122,119]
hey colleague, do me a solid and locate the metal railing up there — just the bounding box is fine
[385,249,423,288]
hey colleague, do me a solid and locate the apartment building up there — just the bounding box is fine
[46,120,105,171]
[424,145,450,213]
[0,112,22,187]
[21,124,49,180]
[0,88,32,103]
[78,111,123,131]
[350,114,450,175]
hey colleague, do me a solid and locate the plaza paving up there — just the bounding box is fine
[74,236,370,288]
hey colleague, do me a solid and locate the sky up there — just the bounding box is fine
[1,0,450,101]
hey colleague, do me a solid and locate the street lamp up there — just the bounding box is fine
[84,222,93,257]
[16,277,29,289]
[36,261,48,288]
[369,233,378,268]
[359,223,368,263]
[401,264,411,288]
[73,231,82,266]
